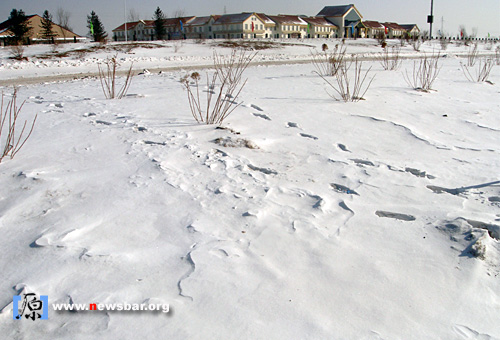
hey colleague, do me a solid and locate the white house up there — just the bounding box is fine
[255,13,276,39]
[302,16,338,38]
[113,20,156,41]
[184,15,219,40]
[383,22,406,39]
[213,13,266,39]
[400,24,420,38]
[267,15,308,39]
[362,20,386,39]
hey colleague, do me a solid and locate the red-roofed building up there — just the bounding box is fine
[363,20,386,39]
[112,20,154,41]
[383,22,406,38]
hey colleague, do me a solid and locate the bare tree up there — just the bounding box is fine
[56,8,72,41]
[172,9,186,19]
[128,8,141,22]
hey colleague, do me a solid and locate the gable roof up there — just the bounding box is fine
[185,15,216,26]
[363,20,385,29]
[400,24,419,31]
[383,22,405,30]
[163,16,196,27]
[0,14,82,39]
[267,15,308,26]
[317,4,356,17]
[213,13,255,25]
[302,16,337,27]
[254,13,276,25]
[113,21,151,31]
[0,14,36,33]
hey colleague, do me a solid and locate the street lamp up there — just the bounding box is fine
[428,0,434,40]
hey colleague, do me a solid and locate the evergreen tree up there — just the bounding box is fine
[87,11,107,42]
[7,9,32,45]
[153,7,166,40]
[40,10,55,42]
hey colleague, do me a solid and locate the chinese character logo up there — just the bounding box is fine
[13,294,48,320]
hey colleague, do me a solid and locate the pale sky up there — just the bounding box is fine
[1,0,499,38]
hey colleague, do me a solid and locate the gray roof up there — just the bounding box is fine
[267,15,308,25]
[302,17,337,27]
[317,5,354,17]
[214,13,254,25]
[400,24,419,31]
[185,16,213,26]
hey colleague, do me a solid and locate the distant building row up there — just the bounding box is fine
[112,5,421,42]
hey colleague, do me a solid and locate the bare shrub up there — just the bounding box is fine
[9,44,25,60]
[461,57,495,82]
[410,36,422,51]
[403,53,441,91]
[317,58,375,102]
[439,36,450,50]
[466,43,479,66]
[0,89,37,163]
[379,45,402,70]
[375,31,386,48]
[97,55,134,99]
[310,42,346,77]
[173,41,183,53]
[182,49,257,125]
[496,46,500,65]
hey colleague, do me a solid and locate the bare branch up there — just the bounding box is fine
[0,89,37,163]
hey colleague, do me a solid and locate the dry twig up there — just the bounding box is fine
[317,58,375,102]
[0,89,37,163]
[403,53,441,91]
[461,57,495,82]
[182,48,257,125]
[310,43,346,77]
[97,54,134,99]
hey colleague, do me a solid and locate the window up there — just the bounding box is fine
[245,24,248,30]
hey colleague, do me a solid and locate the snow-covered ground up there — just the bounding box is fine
[0,39,499,339]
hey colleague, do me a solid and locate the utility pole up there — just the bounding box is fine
[428,0,434,40]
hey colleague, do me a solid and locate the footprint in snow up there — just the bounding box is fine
[253,113,271,121]
[287,122,299,128]
[299,133,318,140]
[250,104,263,111]
[338,143,350,152]
[331,183,359,195]
[143,140,167,146]
[95,120,113,126]
[375,211,416,221]
[247,164,278,175]
[352,159,375,167]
